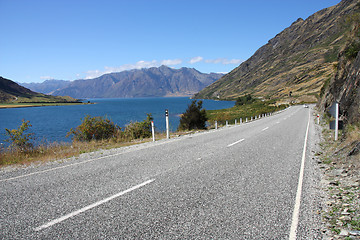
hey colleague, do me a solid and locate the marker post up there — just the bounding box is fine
[165,109,170,139]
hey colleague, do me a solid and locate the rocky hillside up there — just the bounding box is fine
[195,0,359,103]
[48,66,223,98]
[318,7,360,125]
[0,77,79,103]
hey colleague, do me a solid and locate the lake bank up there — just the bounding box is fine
[0,97,235,144]
[0,102,93,109]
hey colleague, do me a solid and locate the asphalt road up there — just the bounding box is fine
[0,105,322,239]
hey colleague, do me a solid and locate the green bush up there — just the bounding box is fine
[67,115,120,142]
[235,94,255,106]
[345,41,360,60]
[124,113,153,139]
[178,100,208,131]
[5,120,34,152]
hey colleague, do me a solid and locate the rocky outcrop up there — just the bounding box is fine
[318,4,360,125]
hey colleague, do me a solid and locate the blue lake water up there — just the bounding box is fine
[0,97,234,145]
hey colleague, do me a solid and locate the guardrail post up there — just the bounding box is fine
[240,118,242,124]
[235,119,237,125]
[246,117,248,123]
[226,120,228,127]
[215,121,218,129]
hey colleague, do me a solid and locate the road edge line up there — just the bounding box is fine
[289,109,311,240]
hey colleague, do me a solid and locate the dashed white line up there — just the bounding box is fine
[34,179,155,232]
[261,127,269,131]
[227,138,245,147]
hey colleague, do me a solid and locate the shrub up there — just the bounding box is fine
[4,120,34,152]
[235,94,255,106]
[124,113,153,139]
[345,41,360,60]
[67,115,120,142]
[178,100,208,131]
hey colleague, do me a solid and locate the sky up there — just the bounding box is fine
[0,0,341,83]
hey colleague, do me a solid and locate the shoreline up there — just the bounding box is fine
[0,102,94,109]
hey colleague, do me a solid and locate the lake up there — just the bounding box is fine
[0,97,234,145]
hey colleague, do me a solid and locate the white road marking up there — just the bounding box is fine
[261,127,269,131]
[227,138,245,147]
[276,122,280,124]
[34,179,155,232]
[289,109,310,240]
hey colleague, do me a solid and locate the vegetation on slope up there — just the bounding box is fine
[194,0,359,104]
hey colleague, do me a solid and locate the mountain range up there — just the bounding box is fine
[194,0,359,104]
[21,66,223,98]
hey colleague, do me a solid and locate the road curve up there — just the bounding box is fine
[0,105,322,239]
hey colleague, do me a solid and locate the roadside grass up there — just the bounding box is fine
[0,133,172,166]
[206,100,288,126]
[0,100,289,167]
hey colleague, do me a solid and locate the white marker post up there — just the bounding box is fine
[317,114,320,125]
[335,102,339,141]
[151,121,155,142]
[240,118,242,124]
[226,120,228,127]
[165,109,170,139]
[215,121,218,129]
[246,117,248,123]
[235,119,237,125]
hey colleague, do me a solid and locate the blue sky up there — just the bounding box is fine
[0,0,340,83]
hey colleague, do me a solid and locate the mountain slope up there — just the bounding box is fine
[51,66,223,98]
[0,77,79,103]
[0,77,37,101]
[195,0,359,103]
[21,80,69,95]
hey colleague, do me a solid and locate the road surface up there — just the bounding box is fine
[0,105,322,239]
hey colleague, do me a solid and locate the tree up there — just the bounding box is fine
[5,120,34,152]
[235,94,255,106]
[178,100,208,131]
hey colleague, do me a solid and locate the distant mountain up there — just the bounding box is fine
[21,80,69,95]
[194,0,359,103]
[0,76,78,103]
[48,66,223,98]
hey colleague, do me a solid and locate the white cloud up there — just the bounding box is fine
[205,58,243,65]
[189,56,203,64]
[84,57,242,79]
[161,59,182,65]
[85,59,183,79]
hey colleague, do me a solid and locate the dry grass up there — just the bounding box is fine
[0,131,197,167]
